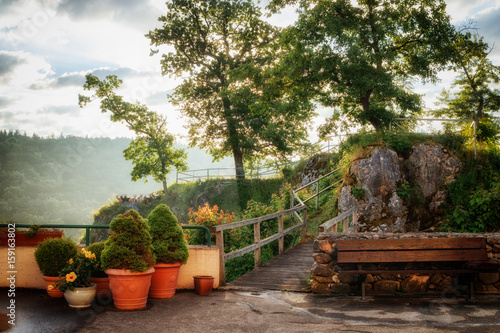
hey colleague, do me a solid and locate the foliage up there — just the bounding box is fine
[397,182,416,202]
[187,204,235,245]
[147,204,189,264]
[436,32,500,141]
[34,238,78,277]
[268,0,455,134]
[147,0,313,179]
[101,209,155,272]
[86,241,107,277]
[351,187,365,199]
[52,249,98,292]
[79,74,187,194]
[444,178,500,232]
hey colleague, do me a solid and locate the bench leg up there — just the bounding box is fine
[469,280,475,301]
[360,282,367,302]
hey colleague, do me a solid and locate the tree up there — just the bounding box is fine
[146,0,313,179]
[268,0,456,135]
[436,32,500,141]
[79,74,187,195]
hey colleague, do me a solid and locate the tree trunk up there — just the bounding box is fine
[233,148,245,179]
[162,179,168,198]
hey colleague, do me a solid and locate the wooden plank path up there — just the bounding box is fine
[222,240,314,292]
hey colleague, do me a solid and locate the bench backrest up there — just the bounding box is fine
[337,238,488,263]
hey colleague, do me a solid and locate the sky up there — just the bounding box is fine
[1,0,499,144]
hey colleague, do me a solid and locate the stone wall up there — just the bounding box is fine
[312,232,500,296]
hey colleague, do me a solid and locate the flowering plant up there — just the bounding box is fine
[48,248,98,292]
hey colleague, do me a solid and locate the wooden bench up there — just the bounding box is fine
[336,237,497,300]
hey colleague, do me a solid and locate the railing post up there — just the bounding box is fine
[176,171,178,184]
[85,227,90,246]
[315,181,319,210]
[216,230,226,285]
[254,222,261,268]
[333,223,338,232]
[352,209,358,229]
[301,209,307,241]
[343,217,349,233]
[278,214,284,255]
[290,190,294,209]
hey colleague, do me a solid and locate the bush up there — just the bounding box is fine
[86,241,107,277]
[147,204,189,264]
[34,238,78,277]
[187,204,235,245]
[101,209,155,272]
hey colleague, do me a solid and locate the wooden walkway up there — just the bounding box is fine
[223,240,314,292]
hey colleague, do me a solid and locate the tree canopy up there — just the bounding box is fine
[436,32,500,141]
[268,0,456,135]
[147,0,313,179]
[79,74,187,195]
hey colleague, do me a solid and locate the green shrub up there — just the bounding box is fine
[101,209,155,272]
[147,204,189,264]
[86,241,107,277]
[351,187,365,199]
[34,238,78,277]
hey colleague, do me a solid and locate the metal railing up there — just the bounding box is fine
[1,223,212,247]
[291,168,342,210]
[210,205,308,285]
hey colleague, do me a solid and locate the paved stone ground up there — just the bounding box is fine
[2,288,500,333]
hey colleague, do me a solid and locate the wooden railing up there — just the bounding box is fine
[211,205,308,285]
[291,168,342,210]
[318,206,358,233]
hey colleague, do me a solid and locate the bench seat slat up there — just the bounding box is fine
[337,249,488,263]
[336,238,486,251]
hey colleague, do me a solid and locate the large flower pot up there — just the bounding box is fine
[149,262,181,299]
[90,277,111,299]
[43,275,64,298]
[64,284,97,308]
[193,275,215,296]
[105,267,155,310]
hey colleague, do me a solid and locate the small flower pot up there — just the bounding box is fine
[193,275,215,296]
[64,284,97,308]
[43,276,64,298]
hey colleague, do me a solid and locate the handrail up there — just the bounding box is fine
[210,205,308,285]
[318,206,358,233]
[291,167,341,210]
[0,223,212,247]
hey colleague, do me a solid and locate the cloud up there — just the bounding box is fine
[0,96,12,108]
[37,105,79,115]
[0,53,25,79]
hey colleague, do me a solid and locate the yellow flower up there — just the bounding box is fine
[66,272,77,283]
[83,249,96,259]
[68,258,74,264]
[47,285,54,291]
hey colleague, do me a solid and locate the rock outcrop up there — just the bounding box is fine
[338,144,461,232]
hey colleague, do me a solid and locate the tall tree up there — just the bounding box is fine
[79,74,187,195]
[147,0,313,179]
[268,0,455,135]
[436,32,500,141]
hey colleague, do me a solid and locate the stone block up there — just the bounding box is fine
[311,280,331,294]
[365,274,375,284]
[313,252,333,264]
[331,283,351,295]
[374,280,400,294]
[478,273,499,285]
[339,274,358,284]
[403,275,429,293]
[314,275,334,283]
[475,284,499,293]
[311,262,333,277]
[316,239,334,255]
[430,273,443,285]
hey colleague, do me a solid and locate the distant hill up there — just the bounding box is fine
[0,130,233,227]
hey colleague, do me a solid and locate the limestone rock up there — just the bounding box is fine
[374,280,400,294]
[478,273,499,285]
[403,276,430,293]
[311,280,331,294]
[313,253,333,264]
[331,283,351,294]
[311,262,333,277]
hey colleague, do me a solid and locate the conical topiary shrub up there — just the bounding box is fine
[101,209,156,310]
[147,204,189,298]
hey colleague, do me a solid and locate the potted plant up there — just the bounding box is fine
[51,248,98,308]
[86,241,110,299]
[34,237,78,297]
[101,209,156,310]
[1,224,64,246]
[147,204,189,298]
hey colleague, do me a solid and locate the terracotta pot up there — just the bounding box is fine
[193,275,215,296]
[42,275,64,298]
[149,262,181,299]
[64,284,97,308]
[105,267,155,310]
[90,277,111,299]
